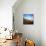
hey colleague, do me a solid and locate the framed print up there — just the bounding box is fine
[23,14,34,24]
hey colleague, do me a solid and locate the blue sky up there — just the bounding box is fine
[23,14,33,21]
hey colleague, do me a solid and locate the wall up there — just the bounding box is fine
[0,0,16,30]
[13,0,41,46]
[41,0,46,46]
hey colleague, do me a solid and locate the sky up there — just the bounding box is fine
[23,14,33,21]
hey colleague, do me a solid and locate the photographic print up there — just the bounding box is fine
[23,14,34,24]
